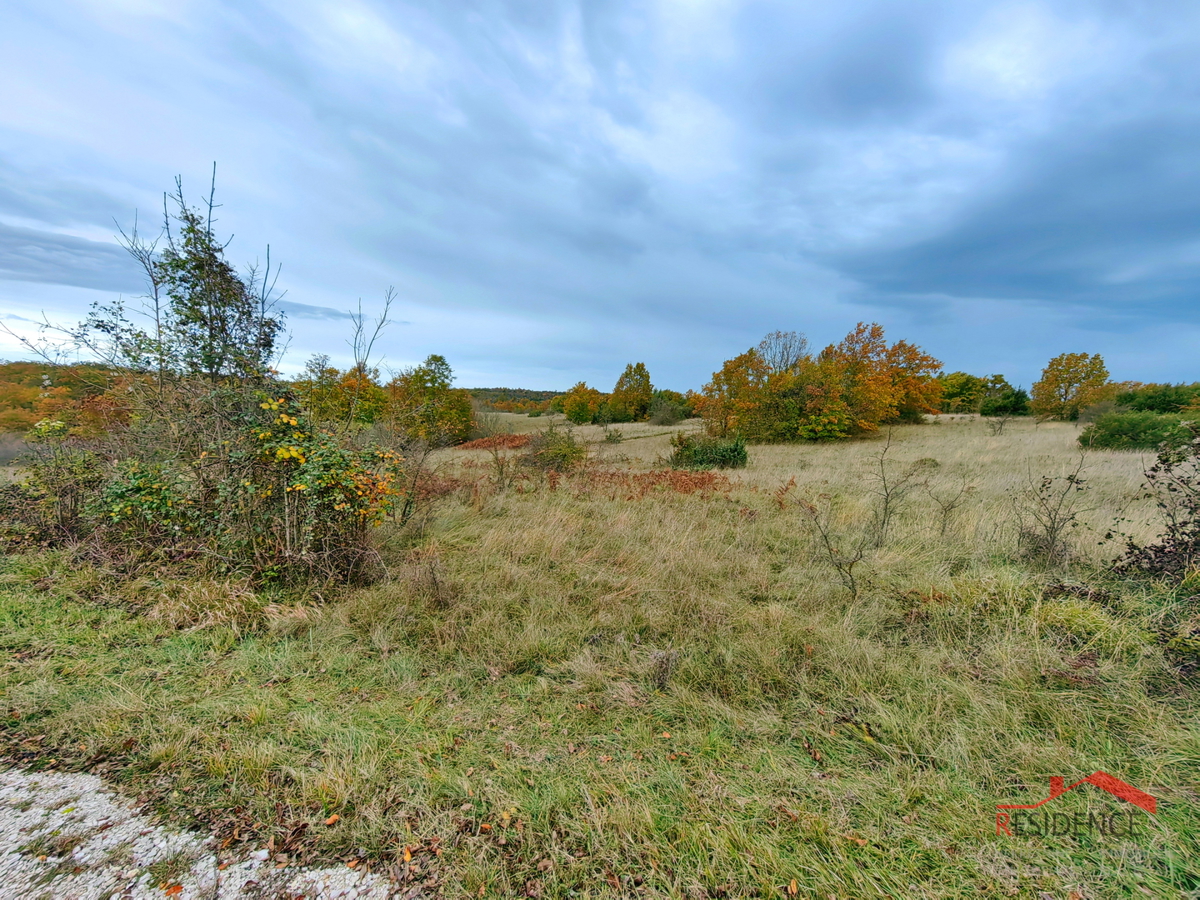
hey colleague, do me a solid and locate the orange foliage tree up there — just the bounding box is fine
[1031,352,1112,420]
[561,381,606,425]
[692,350,770,436]
[697,323,942,441]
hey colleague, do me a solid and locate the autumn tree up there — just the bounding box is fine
[1031,353,1113,420]
[697,323,942,441]
[294,355,388,429]
[885,340,944,422]
[609,362,653,422]
[756,330,809,374]
[694,349,770,436]
[561,381,605,425]
[815,322,898,432]
[386,354,473,444]
[938,372,986,413]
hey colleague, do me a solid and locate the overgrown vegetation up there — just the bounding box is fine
[666,432,748,469]
[1,180,407,583]
[1115,382,1200,414]
[3,419,1199,898]
[2,188,1198,898]
[1080,410,1192,451]
[694,326,943,442]
[1115,427,1200,580]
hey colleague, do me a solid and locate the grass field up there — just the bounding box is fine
[1,417,1198,898]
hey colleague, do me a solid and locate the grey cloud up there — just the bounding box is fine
[3,0,1200,388]
[727,2,949,129]
[0,222,142,293]
[276,301,356,321]
[834,116,1200,320]
[0,166,131,229]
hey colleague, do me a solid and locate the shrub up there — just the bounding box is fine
[980,387,1030,417]
[668,433,747,469]
[648,397,685,426]
[21,419,106,538]
[1114,426,1200,580]
[648,389,693,425]
[524,424,587,472]
[7,183,406,584]
[1116,382,1200,414]
[796,413,852,442]
[1079,411,1191,451]
[96,460,192,539]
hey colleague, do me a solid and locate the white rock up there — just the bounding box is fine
[0,767,393,899]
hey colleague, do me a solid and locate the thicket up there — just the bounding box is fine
[667,433,747,469]
[550,365,694,426]
[292,351,473,444]
[937,372,1025,414]
[979,386,1030,417]
[1114,426,1200,580]
[1115,381,1200,413]
[1079,411,1192,451]
[0,180,439,583]
[695,325,942,442]
[647,390,693,425]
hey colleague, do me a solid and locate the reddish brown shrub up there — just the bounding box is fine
[458,433,532,451]
[571,468,732,501]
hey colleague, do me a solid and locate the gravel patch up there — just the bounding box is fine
[0,767,396,899]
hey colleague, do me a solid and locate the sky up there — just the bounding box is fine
[1,0,1198,391]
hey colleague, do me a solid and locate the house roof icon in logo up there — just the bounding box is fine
[997,772,1156,815]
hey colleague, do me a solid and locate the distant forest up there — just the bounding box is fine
[0,362,565,431]
[466,387,564,413]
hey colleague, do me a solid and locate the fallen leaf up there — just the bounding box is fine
[165,887,183,897]
[661,732,671,739]
[788,879,799,895]
[347,859,359,868]
[325,814,340,826]
[801,737,822,763]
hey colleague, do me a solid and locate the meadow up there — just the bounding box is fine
[1,415,1197,898]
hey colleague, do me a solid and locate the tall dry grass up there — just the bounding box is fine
[1,416,1197,898]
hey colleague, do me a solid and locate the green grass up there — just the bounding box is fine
[1,421,1199,898]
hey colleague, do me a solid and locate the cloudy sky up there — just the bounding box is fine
[2,0,1198,390]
